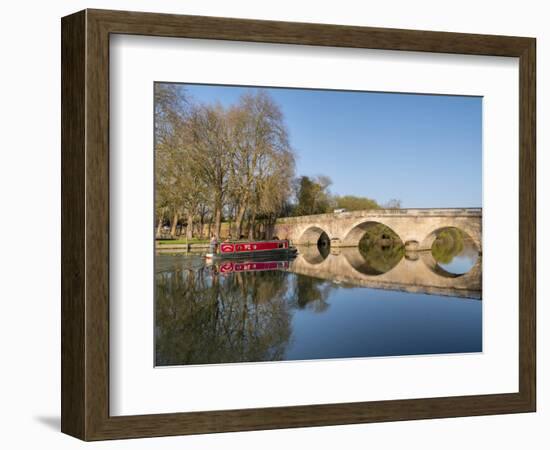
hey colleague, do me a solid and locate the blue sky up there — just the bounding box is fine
[171,83,482,208]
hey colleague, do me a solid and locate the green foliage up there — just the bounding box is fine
[359,223,400,244]
[357,224,404,274]
[293,175,333,216]
[431,228,465,264]
[291,182,399,216]
[334,195,380,211]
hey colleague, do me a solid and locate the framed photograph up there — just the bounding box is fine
[61,9,536,440]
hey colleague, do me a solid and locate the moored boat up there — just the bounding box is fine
[205,239,297,261]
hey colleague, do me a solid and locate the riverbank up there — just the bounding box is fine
[157,238,209,245]
[156,242,210,254]
[156,238,210,252]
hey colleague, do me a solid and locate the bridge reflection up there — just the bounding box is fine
[291,245,481,300]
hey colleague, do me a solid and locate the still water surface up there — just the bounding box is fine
[155,238,481,366]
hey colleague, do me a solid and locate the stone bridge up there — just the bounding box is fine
[289,246,482,299]
[273,208,482,250]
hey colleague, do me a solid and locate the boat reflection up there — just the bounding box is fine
[214,260,289,274]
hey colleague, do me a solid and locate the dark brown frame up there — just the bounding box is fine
[61,9,536,441]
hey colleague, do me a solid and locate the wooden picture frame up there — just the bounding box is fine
[61,9,536,441]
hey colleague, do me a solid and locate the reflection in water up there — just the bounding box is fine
[155,259,292,366]
[317,237,331,259]
[357,223,404,275]
[431,228,479,275]
[292,275,331,312]
[156,244,482,366]
[300,240,329,264]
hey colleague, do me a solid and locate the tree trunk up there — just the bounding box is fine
[214,198,222,239]
[199,213,205,239]
[234,203,247,238]
[214,209,222,239]
[186,213,193,240]
[248,206,257,240]
[170,212,178,238]
[156,214,163,238]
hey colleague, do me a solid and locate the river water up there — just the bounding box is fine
[155,237,481,366]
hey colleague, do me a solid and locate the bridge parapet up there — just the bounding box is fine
[273,208,482,250]
[276,208,482,224]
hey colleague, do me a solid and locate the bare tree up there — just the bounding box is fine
[227,90,295,237]
[155,84,189,238]
[187,104,232,239]
[384,198,402,209]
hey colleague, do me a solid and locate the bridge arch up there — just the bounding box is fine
[420,225,479,251]
[421,226,480,277]
[341,220,404,248]
[297,225,331,246]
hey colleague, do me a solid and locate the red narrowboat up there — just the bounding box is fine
[205,239,297,260]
